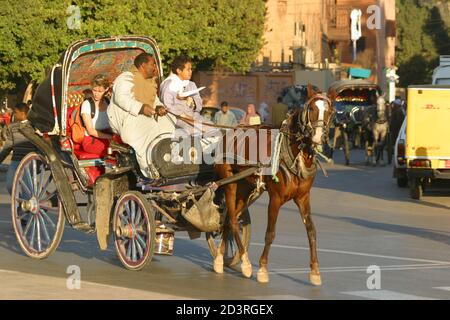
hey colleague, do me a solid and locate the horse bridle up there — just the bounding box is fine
[298,94,335,146]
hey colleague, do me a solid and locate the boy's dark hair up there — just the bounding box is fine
[170,55,192,74]
[13,102,30,113]
[277,97,283,103]
[220,101,229,107]
[134,53,154,68]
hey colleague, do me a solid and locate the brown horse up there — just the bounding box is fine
[213,85,335,284]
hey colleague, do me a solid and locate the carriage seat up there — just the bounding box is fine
[66,92,109,160]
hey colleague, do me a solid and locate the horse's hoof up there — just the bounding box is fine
[309,272,322,286]
[213,255,224,274]
[257,268,269,283]
[241,253,253,278]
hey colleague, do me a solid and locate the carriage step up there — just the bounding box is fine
[72,222,96,234]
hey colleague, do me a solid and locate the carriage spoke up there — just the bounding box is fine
[36,165,46,198]
[36,215,42,252]
[19,180,32,198]
[126,239,132,260]
[136,227,147,235]
[29,217,36,249]
[23,215,35,237]
[17,211,30,220]
[37,174,52,200]
[15,196,29,203]
[136,233,147,250]
[118,212,128,226]
[38,214,51,244]
[124,202,131,218]
[130,201,136,224]
[135,238,144,258]
[39,205,59,213]
[39,191,57,204]
[40,209,56,229]
[134,208,141,225]
[131,238,137,261]
[32,160,38,196]
[25,167,34,195]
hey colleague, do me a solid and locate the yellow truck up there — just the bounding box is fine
[406,85,450,199]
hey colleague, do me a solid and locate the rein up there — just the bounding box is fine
[164,109,263,130]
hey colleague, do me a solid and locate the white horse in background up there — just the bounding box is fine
[364,95,389,166]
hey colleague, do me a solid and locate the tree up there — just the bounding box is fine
[396,0,450,86]
[0,0,266,96]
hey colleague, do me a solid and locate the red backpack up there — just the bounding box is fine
[69,99,96,144]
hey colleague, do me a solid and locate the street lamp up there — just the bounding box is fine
[386,67,399,103]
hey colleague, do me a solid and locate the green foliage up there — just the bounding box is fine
[396,0,450,86]
[0,0,266,93]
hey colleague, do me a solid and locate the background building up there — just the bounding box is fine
[254,0,396,88]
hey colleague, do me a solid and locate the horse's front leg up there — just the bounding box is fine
[379,128,388,166]
[294,192,321,286]
[228,199,253,278]
[213,223,230,274]
[256,196,282,283]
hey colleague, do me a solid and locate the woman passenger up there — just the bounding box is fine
[81,74,112,157]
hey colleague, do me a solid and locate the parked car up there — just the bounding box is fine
[393,117,407,187]
[200,106,246,124]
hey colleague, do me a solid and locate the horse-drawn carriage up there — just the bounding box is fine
[328,80,392,165]
[11,36,252,270]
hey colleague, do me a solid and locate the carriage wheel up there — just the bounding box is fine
[11,152,65,259]
[206,209,251,267]
[113,191,156,271]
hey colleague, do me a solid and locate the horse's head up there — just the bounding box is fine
[293,84,335,152]
[377,95,386,112]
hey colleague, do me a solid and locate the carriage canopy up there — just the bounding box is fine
[28,36,162,136]
[329,79,381,114]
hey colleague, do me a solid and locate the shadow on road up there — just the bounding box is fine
[315,150,450,209]
[315,212,450,246]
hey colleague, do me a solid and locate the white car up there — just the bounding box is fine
[393,117,407,187]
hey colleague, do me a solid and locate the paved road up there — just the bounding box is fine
[1,150,450,300]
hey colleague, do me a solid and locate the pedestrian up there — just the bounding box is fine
[0,102,35,194]
[214,101,237,127]
[271,97,288,127]
[240,103,261,125]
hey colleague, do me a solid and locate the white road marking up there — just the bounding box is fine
[178,234,450,264]
[268,264,450,274]
[342,290,435,300]
[251,242,450,264]
[434,287,450,291]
